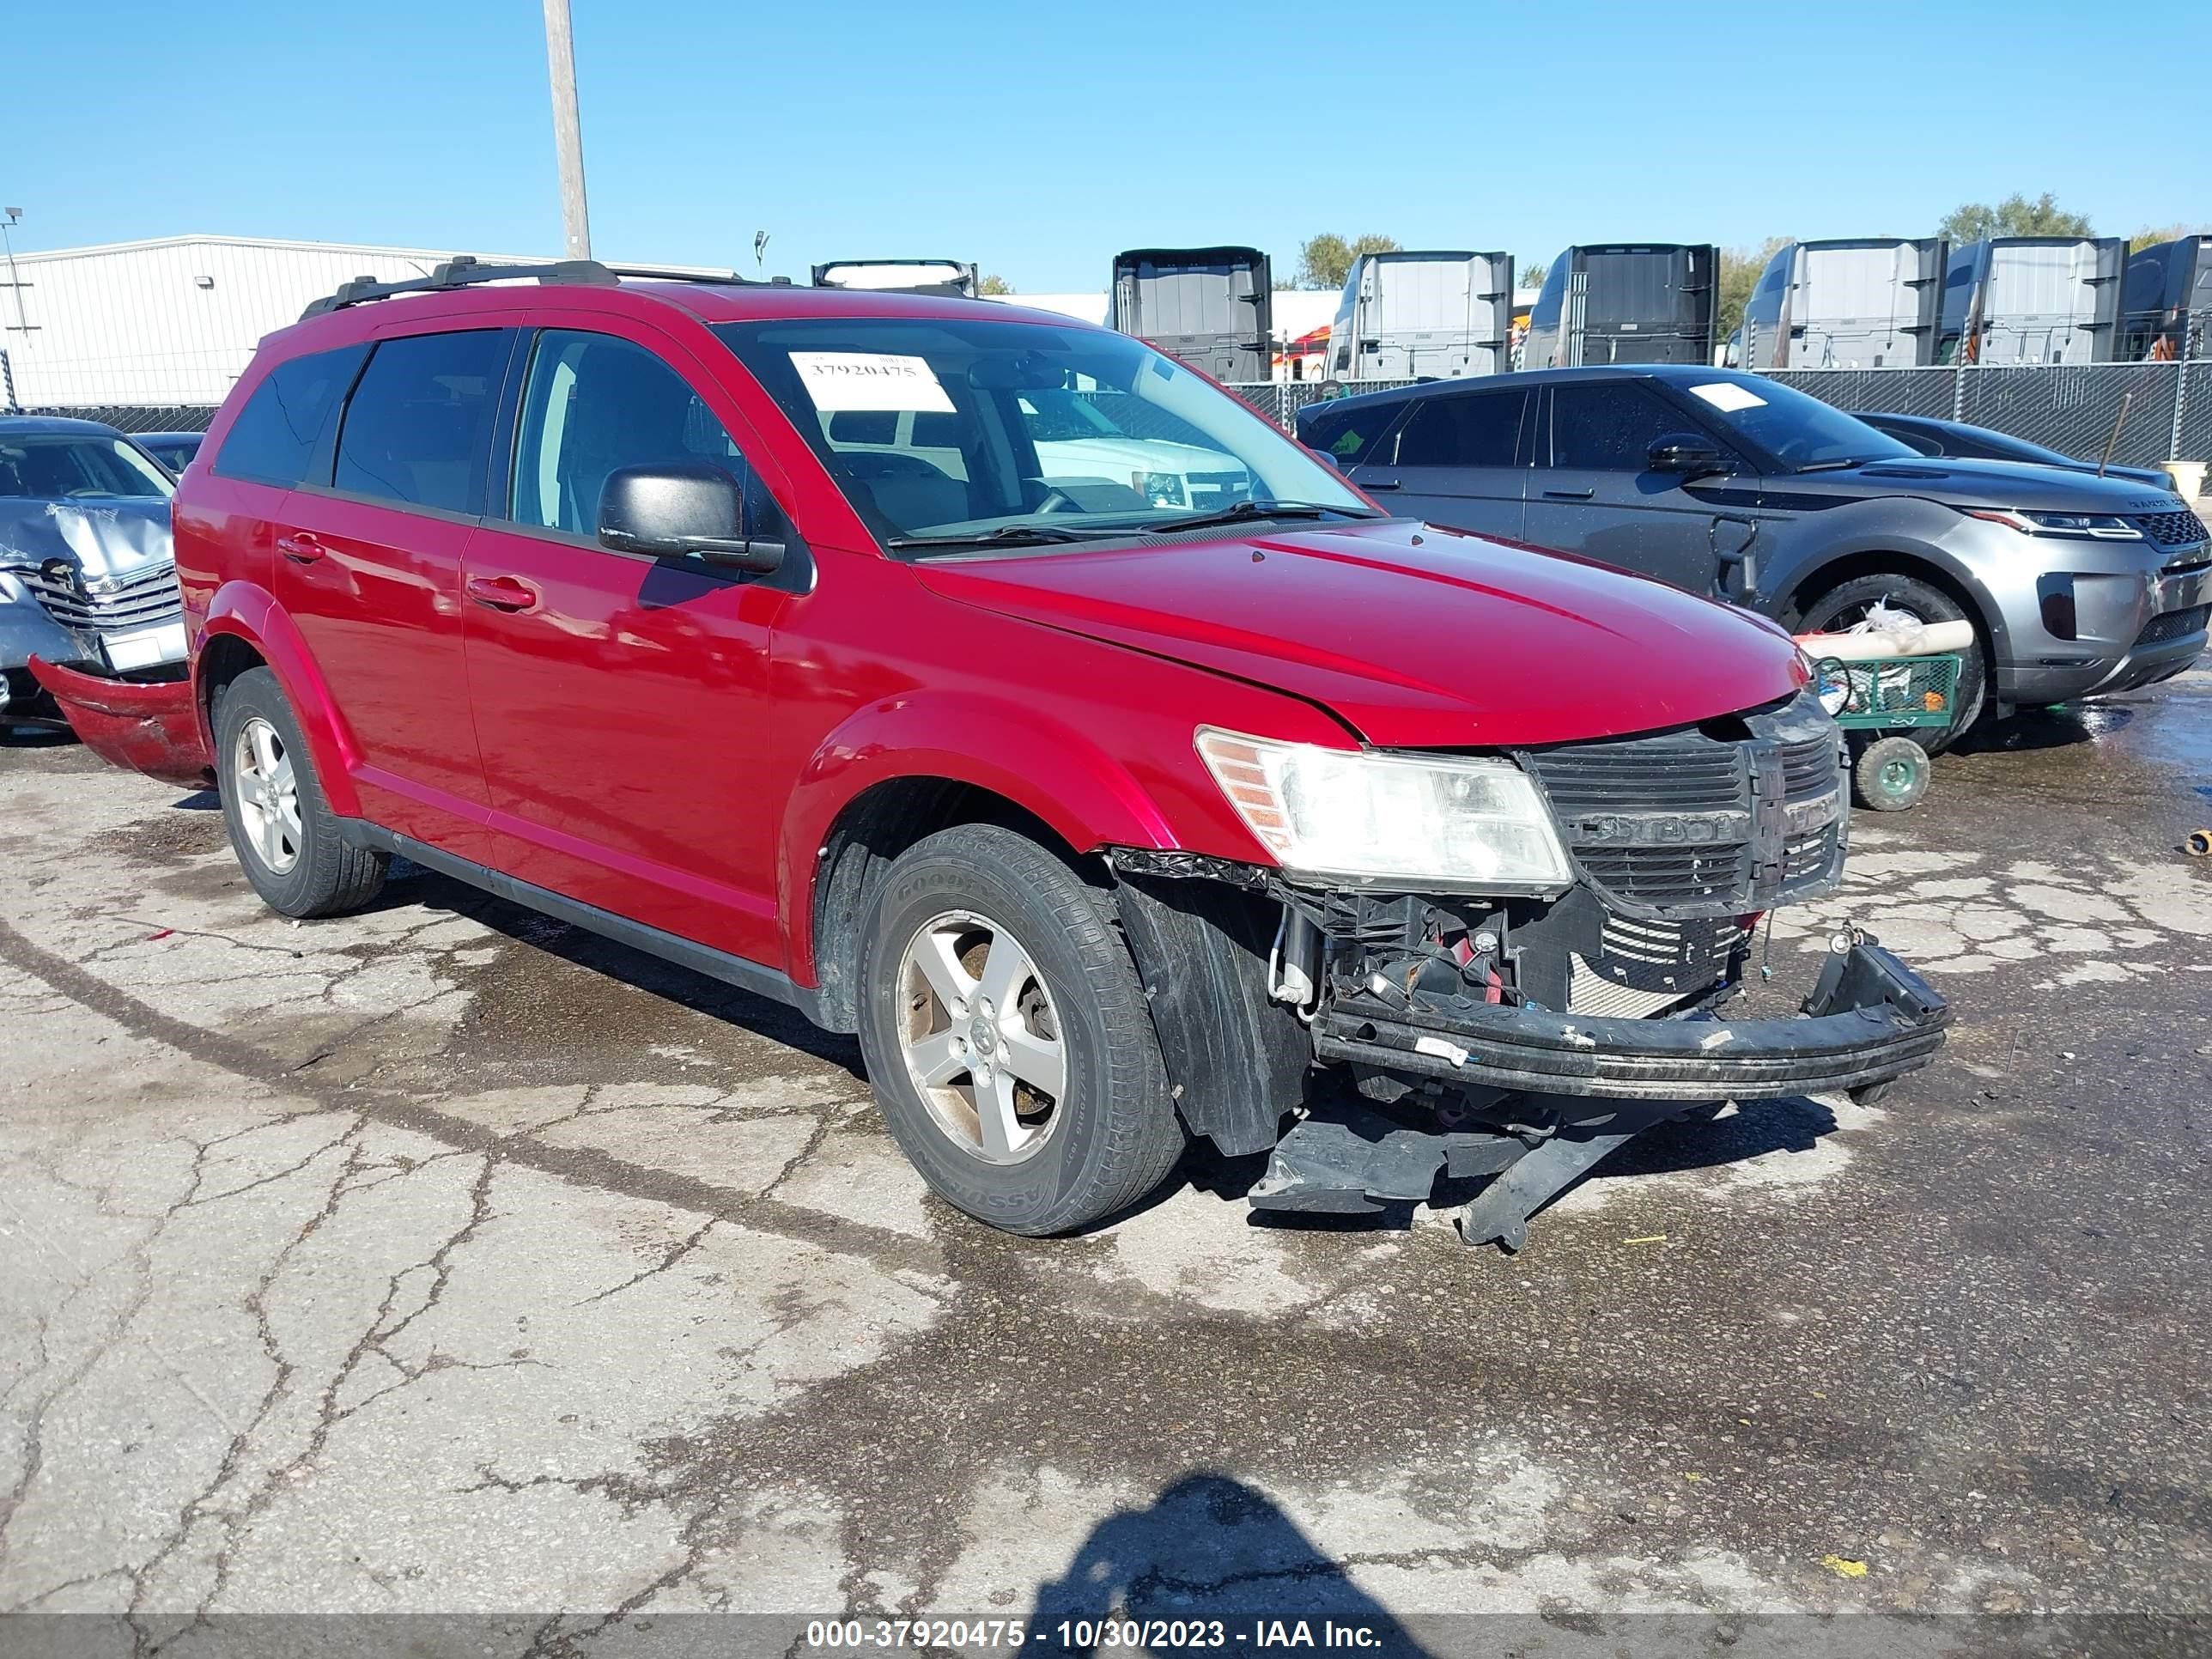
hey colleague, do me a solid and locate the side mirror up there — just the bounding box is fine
[1648,433,1729,477]
[597,463,785,575]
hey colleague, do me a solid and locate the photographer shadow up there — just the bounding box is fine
[1026,1473,1430,1656]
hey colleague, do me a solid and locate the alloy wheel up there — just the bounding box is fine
[231,715,302,875]
[896,909,1066,1164]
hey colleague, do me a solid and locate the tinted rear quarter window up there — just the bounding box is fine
[1393,390,1525,468]
[1299,401,1397,466]
[333,330,507,514]
[1547,382,1681,470]
[210,343,367,487]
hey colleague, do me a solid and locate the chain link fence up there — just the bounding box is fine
[1765,361,2203,467]
[12,404,219,434]
[1223,380,1421,432]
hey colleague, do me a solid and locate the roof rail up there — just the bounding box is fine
[297,255,772,319]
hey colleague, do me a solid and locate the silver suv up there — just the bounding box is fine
[2,416,185,723]
[1297,367,2209,744]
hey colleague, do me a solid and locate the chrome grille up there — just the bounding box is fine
[2130,507,2208,548]
[1522,692,1848,919]
[19,562,183,633]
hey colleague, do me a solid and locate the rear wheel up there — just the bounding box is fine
[855,823,1184,1236]
[215,667,388,918]
[1796,573,1985,754]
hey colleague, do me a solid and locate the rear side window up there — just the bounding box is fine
[1546,383,1682,471]
[333,330,507,515]
[1393,391,1527,468]
[210,343,366,488]
[1299,400,1396,466]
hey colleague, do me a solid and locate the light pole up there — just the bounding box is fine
[1,208,31,337]
[542,0,592,260]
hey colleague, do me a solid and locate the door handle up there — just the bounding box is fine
[1541,488,1595,501]
[275,532,325,563]
[1360,477,1402,490]
[465,574,538,612]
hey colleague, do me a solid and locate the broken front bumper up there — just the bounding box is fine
[1257,938,1948,1249]
[26,656,214,788]
[1311,939,1947,1103]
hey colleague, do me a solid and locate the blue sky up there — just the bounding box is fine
[9,0,2207,290]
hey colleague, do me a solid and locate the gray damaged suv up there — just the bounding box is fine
[2,416,186,724]
[1298,367,2210,744]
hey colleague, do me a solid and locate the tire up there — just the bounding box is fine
[855,823,1185,1236]
[1796,573,1985,754]
[1851,735,1931,812]
[214,667,388,919]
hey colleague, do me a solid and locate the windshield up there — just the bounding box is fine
[712,317,1370,550]
[1675,375,1914,471]
[0,434,176,501]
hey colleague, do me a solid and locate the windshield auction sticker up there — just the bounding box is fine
[1688,380,1768,412]
[791,352,956,414]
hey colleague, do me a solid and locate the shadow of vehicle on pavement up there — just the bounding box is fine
[1952,703,2129,755]
[379,856,869,1081]
[1027,1473,1429,1655]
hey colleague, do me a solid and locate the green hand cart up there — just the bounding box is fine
[1811,652,1964,811]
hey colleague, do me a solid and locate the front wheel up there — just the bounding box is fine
[1796,573,1985,754]
[855,824,1185,1236]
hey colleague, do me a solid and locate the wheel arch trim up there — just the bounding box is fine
[198,583,364,817]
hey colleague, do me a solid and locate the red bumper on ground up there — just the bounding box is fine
[27,657,214,789]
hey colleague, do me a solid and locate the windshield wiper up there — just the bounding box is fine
[885,525,1112,551]
[1139,500,1384,535]
[1795,458,1871,473]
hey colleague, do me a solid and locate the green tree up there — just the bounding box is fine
[1518,260,1547,291]
[1297,233,1401,290]
[1938,192,2093,244]
[2129,222,2209,252]
[976,273,1012,295]
[1718,236,1791,342]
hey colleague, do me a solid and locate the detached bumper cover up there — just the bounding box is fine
[1312,941,1947,1101]
[27,656,213,788]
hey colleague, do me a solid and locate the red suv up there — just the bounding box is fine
[38,258,1947,1248]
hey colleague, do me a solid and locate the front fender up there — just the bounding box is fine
[1762,508,2009,662]
[200,582,366,818]
[776,691,1188,986]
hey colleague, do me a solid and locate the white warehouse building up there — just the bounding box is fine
[0,234,546,408]
[0,233,1364,410]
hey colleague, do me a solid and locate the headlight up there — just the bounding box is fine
[1132,470,1186,507]
[1195,727,1573,890]
[1966,507,2141,539]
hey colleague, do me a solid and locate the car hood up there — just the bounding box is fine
[0,498,174,582]
[915,519,1806,748]
[1806,457,2185,515]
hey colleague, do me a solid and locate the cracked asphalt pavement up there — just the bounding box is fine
[2,665,2209,1654]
